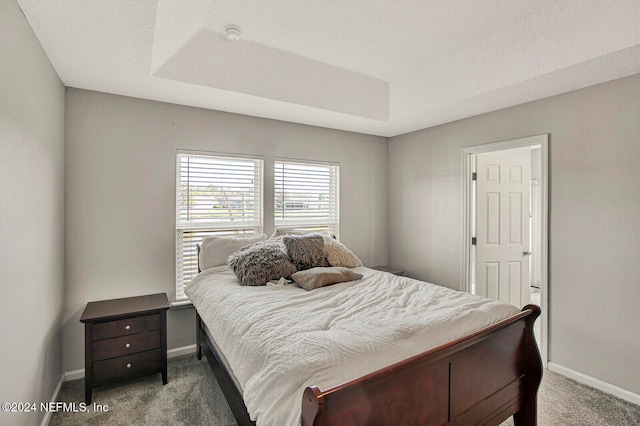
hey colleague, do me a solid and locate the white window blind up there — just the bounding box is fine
[176,151,263,300]
[274,159,339,237]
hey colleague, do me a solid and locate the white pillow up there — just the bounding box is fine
[198,234,267,271]
[323,237,363,268]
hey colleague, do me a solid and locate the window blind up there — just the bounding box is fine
[274,159,339,237]
[175,151,263,300]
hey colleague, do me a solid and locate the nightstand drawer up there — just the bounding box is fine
[93,349,161,383]
[92,313,160,341]
[92,330,160,361]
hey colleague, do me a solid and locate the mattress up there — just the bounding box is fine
[185,265,520,426]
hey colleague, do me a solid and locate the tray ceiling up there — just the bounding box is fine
[17,0,640,136]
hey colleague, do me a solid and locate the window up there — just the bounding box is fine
[274,159,339,236]
[176,151,263,300]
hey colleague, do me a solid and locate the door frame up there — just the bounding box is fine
[462,134,549,367]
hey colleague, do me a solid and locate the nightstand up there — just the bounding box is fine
[80,293,170,403]
[371,265,406,276]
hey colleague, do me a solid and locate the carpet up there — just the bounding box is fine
[51,354,640,425]
[499,370,640,426]
[50,355,236,426]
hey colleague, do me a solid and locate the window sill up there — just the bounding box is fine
[170,300,194,309]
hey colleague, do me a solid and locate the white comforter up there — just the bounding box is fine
[185,265,520,426]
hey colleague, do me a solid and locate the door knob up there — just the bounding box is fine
[523,250,532,256]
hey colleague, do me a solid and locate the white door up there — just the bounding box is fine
[475,153,531,307]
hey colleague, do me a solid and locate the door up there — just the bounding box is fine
[475,153,531,307]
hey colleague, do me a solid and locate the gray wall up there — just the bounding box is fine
[0,1,66,425]
[5,0,639,403]
[388,73,640,395]
[63,89,389,373]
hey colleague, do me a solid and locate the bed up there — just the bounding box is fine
[186,234,542,426]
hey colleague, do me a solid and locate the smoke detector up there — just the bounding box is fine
[224,25,242,41]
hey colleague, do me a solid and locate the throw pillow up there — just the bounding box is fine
[199,233,267,271]
[291,267,364,291]
[227,241,297,286]
[283,234,330,271]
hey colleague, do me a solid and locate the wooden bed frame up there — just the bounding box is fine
[196,304,542,426]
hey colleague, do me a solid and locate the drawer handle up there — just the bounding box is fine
[126,363,132,368]
[125,343,131,348]
[125,325,131,330]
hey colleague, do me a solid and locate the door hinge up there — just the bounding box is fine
[471,237,477,246]
[472,172,477,181]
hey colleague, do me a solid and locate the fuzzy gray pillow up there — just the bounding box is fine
[283,234,330,271]
[227,241,297,286]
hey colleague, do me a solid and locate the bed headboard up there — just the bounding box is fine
[196,243,201,273]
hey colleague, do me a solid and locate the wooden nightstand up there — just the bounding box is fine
[80,293,170,403]
[371,265,406,276]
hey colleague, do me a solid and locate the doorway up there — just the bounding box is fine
[462,134,549,367]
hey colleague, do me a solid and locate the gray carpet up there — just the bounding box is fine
[50,355,236,426]
[51,355,640,425]
[499,372,640,426]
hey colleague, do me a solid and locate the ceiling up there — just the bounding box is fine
[17,0,640,137]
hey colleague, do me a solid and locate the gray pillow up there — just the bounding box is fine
[227,241,297,286]
[283,234,330,271]
[291,267,363,291]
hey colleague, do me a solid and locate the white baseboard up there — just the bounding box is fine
[41,375,64,426]
[548,362,640,406]
[62,344,198,381]
[64,368,85,382]
[168,344,197,358]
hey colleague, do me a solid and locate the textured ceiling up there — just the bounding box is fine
[17,0,640,136]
